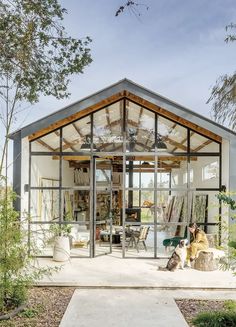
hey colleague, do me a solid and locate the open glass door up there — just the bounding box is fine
[94,157,113,256]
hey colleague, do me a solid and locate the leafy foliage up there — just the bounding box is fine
[193,310,236,327]
[208,23,236,130]
[115,1,149,18]
[0,186,57,313]
[0,0,92,103]
[0,0,92,177]
[193,299,236,326]
[216,192,236,273]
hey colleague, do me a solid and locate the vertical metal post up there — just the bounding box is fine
[154,113,158,258]
[122,98,126,258]
[90,113,95,257]
[219,142,222,245]
[59,128,62,224]
[28,141,32,254]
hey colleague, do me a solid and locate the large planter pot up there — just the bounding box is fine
[53,236,70,262]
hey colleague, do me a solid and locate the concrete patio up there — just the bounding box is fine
[38,252,236,289]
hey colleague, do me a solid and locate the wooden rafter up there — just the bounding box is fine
[54,131,77,152]
[193,139,212,152]
[72,123,83,138]
[125,92,222,142]
[36,139,55,152]
[28,91,222,144]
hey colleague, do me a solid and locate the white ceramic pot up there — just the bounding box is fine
[53,236,70,262]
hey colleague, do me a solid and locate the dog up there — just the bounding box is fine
[159,239,188,272]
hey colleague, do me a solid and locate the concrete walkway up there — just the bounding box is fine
[59,289,236,327]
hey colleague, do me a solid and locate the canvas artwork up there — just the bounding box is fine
[40,178,59,221]
[169,195,184,223]
[191,194,208,223]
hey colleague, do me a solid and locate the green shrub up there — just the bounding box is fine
[193,311,236,327]
[0,187,58,313]
[224,300,236,312]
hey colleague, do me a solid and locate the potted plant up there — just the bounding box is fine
[49,224,72,262]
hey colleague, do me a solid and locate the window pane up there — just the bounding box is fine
[190,133,220,153]
[31,129,60,152]
[62,116,91,152]
[93,101,123,152]
[190,157,220,188]
[191,190,219,228]
[30,189,60,222]
[31,156,59,187]
[158,156,187,188]
[126,101,155,152]
[158,116,187,153]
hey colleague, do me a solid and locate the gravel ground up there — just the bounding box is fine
[0,289,233,327]
[0,287,75,327]
[176,299,231,327]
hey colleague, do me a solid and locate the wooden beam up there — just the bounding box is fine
[36,139,55,152]
[28,92,125,141]
[125,92,222,142]
[54,131,78,152]
[72,123,83,138]
[193,139,212,152]
[28,91,222,144]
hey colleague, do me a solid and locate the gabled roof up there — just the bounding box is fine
[9,78,236,140]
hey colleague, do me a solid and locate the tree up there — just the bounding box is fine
[217,192,236,274]
[0,0,91,315]
[207,23,236,130]
[115,1,149,18]
[0,0,92,178]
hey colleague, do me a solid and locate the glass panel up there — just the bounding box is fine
[96,159,112,188]
[31,129,60,152]
[126,101,155,152]
[95,190,111,256]
[112,190,122,226]
[124,224,154,258]
[94,157,112,256]
[93,101,123,152]
[190,133,220,153]
[158,155,187,188]
[125,158,140,188]
[164,191,189,226]
[157,223,188,257]
[190,156,220,189]
[125,190,140,207]
[30,189,60,222]
[62,156,90,187]
[190,190,220,228]
[156,191,171,222]
[31,156,59,187]
[30,223,53,256]
[62,115,91,152]
[157,171,170,188]
[158,116,187,153]
[62,189,90,222]
[70,222,90,257]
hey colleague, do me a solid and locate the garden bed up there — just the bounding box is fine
[0,287,75,327]
[176,299,236,326]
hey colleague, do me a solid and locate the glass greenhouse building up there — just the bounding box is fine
[10,79,236,258]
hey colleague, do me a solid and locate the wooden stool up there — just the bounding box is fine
[194,251,218,271]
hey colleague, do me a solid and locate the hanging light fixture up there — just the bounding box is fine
[80,135,98,151]
[151,134,167,151]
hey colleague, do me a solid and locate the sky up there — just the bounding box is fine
[9,0,236,132]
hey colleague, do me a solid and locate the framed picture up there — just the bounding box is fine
[191,194,208,224]
[39,178,59,221]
